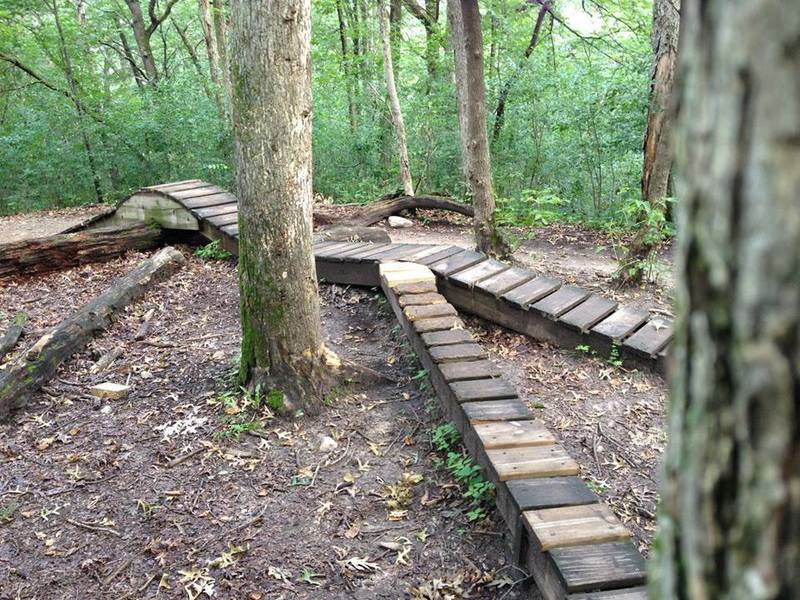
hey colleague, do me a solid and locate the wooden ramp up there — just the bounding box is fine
[94,181,672,372]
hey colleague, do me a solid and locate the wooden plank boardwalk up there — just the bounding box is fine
[92,180,672,371]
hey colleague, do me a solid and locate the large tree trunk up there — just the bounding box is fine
[378,0,414,196]
[231,0,332,416]
[456,0,508,258]
[0,224,165,280]
[620,0,679,284]
[0,247,184,421]
[654,1,800,597]
[124,0,159,83]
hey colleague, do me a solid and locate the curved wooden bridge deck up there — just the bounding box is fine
[85,180,658,598]
[96,179,672,373]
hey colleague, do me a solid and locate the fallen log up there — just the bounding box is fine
[0,224,165,280]
[314,195,474,227]
[0,312,27,363]
[313,226,391,244]
[0,247,185,420]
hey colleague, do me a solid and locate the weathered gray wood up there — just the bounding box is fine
[590,307,649,342]
[421,329,474,346]
[412,315,464,333]
[0,312,27,363]
[169,185,226,200]
[331,242,388,259]
[450,259,509,288]
[192,203,239,219]
[524,504,630,551]
[487,445,580,481]
[439,359,501,382]
[415,245,464,266]
[429,342,485,363]
[314,227,390,245]
[220,223,238,236]
[181,192,239,209]
[393,280,438,295]
[622,318,673,357]
[115,194,199,230]
[315,259,380,287]
[462,399,532,423]
[551,542,646,593]
[0,247,185,420]
[377,244,436,261]
[400,244,453,263]
[474,420,555,450]
[429,250,487,276]
[559,295,619,333]
[567,586,649,599]
[146,179,205,193]
[450,378,518,402]
[531,286,590,319]
[503,276,562,307]
[478,266,536,297]
[345,242,407,260]
[313,241,357,258]
[206,212,239,227]
[403,303,458,321]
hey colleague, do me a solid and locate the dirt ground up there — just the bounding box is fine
[0,251,533,599]
[0,206,670,598]
[0,205,110,244]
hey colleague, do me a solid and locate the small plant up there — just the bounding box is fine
[266,388,284,412]
[195,240,232,261]
[0,502,18,523]
[607,344,624,368]
[211,384,272,439]
[431,422,459,452]
[575,344,591,354]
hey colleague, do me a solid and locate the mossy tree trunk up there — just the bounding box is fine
[230,0,331,416]
[654,1,800,597]
[456,0,508,258]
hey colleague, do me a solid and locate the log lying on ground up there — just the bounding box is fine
[0,224,165,279]
[313,225,391,244]
[314,195,474,227]
[0,247,185,420]
[0,312,27,363]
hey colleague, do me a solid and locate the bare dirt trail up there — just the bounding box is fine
[0,205,110,244]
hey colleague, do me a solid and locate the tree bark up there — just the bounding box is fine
[0,312,27,364]
[0,247,184,421]
[654,1,800,597]
[403,0,439,90]
[335,0,357,133]
[231,0,332,416]
[621,0,680,284]
[378,0,414,196]
[457,0,508,258]
[446,0,469,181]
[124,0,159,83]
[212,0,232,112]
[0,225,165,280]
[198,0,220,86]
[172,18,219,105]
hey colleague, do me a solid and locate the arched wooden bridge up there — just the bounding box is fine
[92,179,672,373]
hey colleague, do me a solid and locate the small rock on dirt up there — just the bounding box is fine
[89,382,130,399]
[388,216,414,228]
[318,435,338,452]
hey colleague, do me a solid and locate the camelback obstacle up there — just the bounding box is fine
[79,180,664,599]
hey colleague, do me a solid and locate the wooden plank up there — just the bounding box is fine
[429,250,487,277]
[524,504,630,551]
[376,244,435,261]
[317,259,380,287]
[462,399,532,423]
[473,420,555,450]
[429,342,484,363]
[420,329,474,346]
[568,586,649,599]
[439,360,501,382]
[531,286,590,319]
[551,542,646,594]
[146,179,205,192]
[478,267,536,297]
[380,262,437,287]
[415,246,464,266]
[450,259,510,288]
[206,212,238,227]
[220,223,238,236]
[622,318,673,357]
[486,445,579,481]
[181,192,239,209]
[403,303,457,321]
[450,378,518,402]
[412,315,464,333]
[507,477,597,511]
[393,280,438,295]
[559,294,619,333]
[400,244,453,263]
[349,243,409,260]
[590,307,649,343]
[398,292,447,307]
[169,185,226,200]
[192,203,239,219]
[334,242,387,259]
[314,241,359,258]
[502,276,562,307]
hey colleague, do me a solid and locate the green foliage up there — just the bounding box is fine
[0,502,18,523]
[195,240,232,261]
[213,384,272,439]
[431,422,494,522]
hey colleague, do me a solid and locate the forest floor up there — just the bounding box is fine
[0,205,670,598]
[0,205,110,244]
[0,252,532,599]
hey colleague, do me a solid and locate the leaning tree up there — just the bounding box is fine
[230,0,333,415]
[654,0,799,597]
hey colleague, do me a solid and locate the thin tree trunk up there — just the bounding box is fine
[198,0,220,86]
[335,0,357,133]
[118,27,146,90]
[124,0,159,83]
[231,0,332,415]
[378,0,414,196]
[654,0,800,597]
[423,0,439,89]
[457,0,508,258]
[212,0,232,110]
[172,19,218,105]
[620,0,679,284]
[446,0,468,181]
[491,1,550,145]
